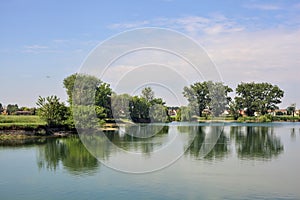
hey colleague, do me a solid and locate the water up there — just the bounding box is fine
[1,122,300,200]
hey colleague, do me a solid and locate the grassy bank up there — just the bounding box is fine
[0,115,46,129]
[237,115,300,123]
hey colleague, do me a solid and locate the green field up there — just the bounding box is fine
[0,115,46,129]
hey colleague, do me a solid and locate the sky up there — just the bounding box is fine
[1,0,300,108]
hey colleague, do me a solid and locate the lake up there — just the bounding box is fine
[1,122,300,200]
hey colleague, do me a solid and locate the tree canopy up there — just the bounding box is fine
[183,81,232,117]
[36,95,69,126]
[235,82,284,116]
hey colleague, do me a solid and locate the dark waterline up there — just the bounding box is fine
[1,122,300,200]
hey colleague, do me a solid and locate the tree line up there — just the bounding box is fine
[0,73,290,126]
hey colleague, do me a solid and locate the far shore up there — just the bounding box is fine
[1,117,300,140]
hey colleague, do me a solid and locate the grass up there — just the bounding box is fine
[0,115,46,129]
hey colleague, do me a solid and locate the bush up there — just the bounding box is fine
[258,115,272,122]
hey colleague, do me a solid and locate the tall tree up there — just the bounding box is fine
[183,82,210,117]
[207,82,233,117]
[183,81,232,117]
[129,96,150,122]
[141,87,154,103]
[63,73,112,118]
[235,82,284,116]
[111,93,131,119]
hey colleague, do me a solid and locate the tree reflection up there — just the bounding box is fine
[104,125,169,155]
[233,126,283,160]
[184,126,229,160]
[37,136,99,175]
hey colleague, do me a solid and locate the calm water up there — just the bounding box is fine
[1,122,300,200]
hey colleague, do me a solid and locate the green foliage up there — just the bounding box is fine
[72,105,105,129]
[178,106,192,121]
[111,93,131,119]
[183,82,209,117]
[208,82,233,117]
[141,87,154,102]
[64,73,113,119]
[0,103,3,113]
[183,81,232,117]
[229,101,242,120]
[257,115,272,123]
[287,104,296,116]
[129,96,150,122]
[7,104,19,115]
[149,104,168,122]
[235,82,284,116]
[36,95,69,127]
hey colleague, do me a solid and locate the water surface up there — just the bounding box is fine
[1,122,300,200]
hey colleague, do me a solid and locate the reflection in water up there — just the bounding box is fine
[35,124,285,175]
[185,125,283,161]
[106,125,169,154]
[291,128,296,141]
[184,126,230,160]
[232,126,284,160]
[37,137,99,175]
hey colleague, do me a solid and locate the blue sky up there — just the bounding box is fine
[1,0,300,108]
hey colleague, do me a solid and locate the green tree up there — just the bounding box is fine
[183,81,232,117]
[111,93,131,119]
[178,106,192,121]
[63,73,112,119]
[208,82,233,117]
[36,95,69,127]
[149,104,168,122]
[141,87,154,103]
[229,101,241,120]
[287,104,296,117]
[235,82,284,116]
[0,103,3,114]
[183,82,209,117]
[129,96,150,122]
[7,104,19,115]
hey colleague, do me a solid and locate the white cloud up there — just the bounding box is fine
[107,14,300,107]
[109,20,150,29]
[244,3,282,10]
[24,45,48,49]
[109,15,244,36]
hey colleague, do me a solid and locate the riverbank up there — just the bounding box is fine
[1,115,300,139]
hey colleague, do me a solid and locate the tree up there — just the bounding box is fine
[63,73,112,118]
[183,81,232,117]
[229,101,241,120]
[129,96,150,122]
[178,106,192,121]
[36,95,69,127]
[207,82,233,117]
[149,104,168,122]
[7,104,19,115]
[183,82,209,117]
[111,93,131,119]
[0,103,3,114]
[141,87,154,103]
[235,82,284,116]
[95,81,112,118]
[287,104,296,117]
